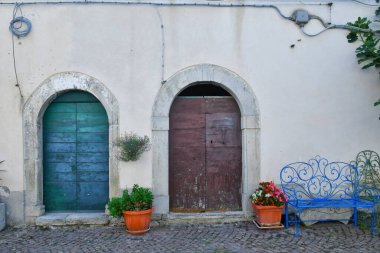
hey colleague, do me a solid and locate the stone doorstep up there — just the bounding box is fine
[166,211,250,225]
[35,213,109,227]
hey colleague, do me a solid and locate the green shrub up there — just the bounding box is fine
[115,132,150,162]
[108,197,124,217]
[108,184,154,217]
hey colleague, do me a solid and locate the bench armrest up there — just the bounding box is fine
[281,186,299,202]
[358,186,380,204]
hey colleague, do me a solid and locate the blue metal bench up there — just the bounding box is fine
[280,156,380,237]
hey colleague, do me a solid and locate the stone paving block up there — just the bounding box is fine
[0,203,5,231]
[1,221,379,252]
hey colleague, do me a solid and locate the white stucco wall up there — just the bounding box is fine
[0,0,379,224]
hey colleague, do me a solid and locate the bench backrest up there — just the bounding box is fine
[280,156,359,201]
[355,150,380,190]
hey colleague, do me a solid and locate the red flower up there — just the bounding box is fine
[249,181,288,207]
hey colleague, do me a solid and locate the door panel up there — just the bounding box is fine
[169,98,206,211]
[77,153,109,163]
[205,113,242,148]
[77,132,108,143]
[77,103,105,113]
[43,91,109,212]
[45,153,77,163]
[77,171,109,181]
[44,182,77,211]
[76,182,109,210]
[77,162,108,172]
[44,168,76,182]
[46,103,76,112]
[77,123,108,133]
[77,143,108,153]
[44,122,77,133]
[44,132,76,143]
[170,173,206,212]
[169,97,242,212]
[169,129,205,147]
[205,98,242,211]
[44,143,76,153]
[205,147,242,210]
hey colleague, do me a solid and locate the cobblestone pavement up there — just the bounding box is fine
[1,222,380,253]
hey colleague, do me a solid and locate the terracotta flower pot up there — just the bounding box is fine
[122,207,154,235]
[253,203,284,226]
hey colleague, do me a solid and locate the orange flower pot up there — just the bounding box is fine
[253,204,284,226]
[122,207,154,235]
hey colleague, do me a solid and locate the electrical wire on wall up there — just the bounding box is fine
[289,8,379,37]
[9,3,32,101]
[351,0,380,7]
[300,23,376,37]
[1,0,379,96]
[0,1,300,88]
[0,1,299,19]
[1,1,377,37]
[155,7,166,85]
[0,0,304,91]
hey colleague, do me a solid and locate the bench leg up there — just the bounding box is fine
[354,207,358,227]
[295,208,301,237]
[285,203,289,229]
[371,207,376,235]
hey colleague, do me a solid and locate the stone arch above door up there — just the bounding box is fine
[151,64,260,216]
[23,72,119,224]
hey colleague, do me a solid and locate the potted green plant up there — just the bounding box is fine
[115,132,150,162]
[250,181,288,227]
[108,184,154,234]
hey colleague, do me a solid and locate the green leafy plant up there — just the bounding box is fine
[108,184,154,217]
[347,8,380,107]
[115,132,151,162]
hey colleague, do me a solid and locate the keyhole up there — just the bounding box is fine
[211,140,213,144]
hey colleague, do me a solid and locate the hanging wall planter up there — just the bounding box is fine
[115,132,151,162]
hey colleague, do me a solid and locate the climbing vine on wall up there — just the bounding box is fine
[346,7,380,107]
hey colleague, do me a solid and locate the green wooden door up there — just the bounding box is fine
[43,91,109,211]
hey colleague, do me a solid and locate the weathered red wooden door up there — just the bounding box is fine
[169,97,242,212]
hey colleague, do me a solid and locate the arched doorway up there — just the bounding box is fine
[23,72,119,223]
[169,83,242,212]
[152,64,260,216]
[43,91,109,211]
